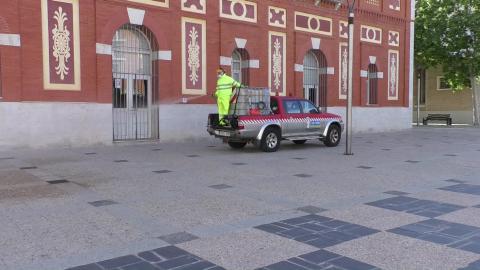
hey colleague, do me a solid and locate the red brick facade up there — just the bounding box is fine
[0,0,411,107]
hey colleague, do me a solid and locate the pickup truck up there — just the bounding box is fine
[207,95,344,152]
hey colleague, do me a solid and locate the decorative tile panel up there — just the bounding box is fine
[126,0,169,8]
[295,12,332,36]
[220,0,257,23]
[269,31,286,96]
[361,25,382,44]
[182,17,206,95]
[339,42,348,100]
[181,0,206,14]
[388,50,399,100]
[339,20,348,39]
[268,6,286,28]
[41,0,81,90]
[388,31,400,46]
[389,0,401,11]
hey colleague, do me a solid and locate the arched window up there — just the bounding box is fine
[367,64,378,105]
[303,49,328,111]
[231,49,250,85]
[112,24,159,141]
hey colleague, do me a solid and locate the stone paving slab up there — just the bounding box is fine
[408,189,480,207]
[178,229,317,270]
[321,204,428,231]
[326,232,480,270]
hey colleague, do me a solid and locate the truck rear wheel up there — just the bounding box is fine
[324,124,341,147]
[228,141,247,149]
[259,127,281,152]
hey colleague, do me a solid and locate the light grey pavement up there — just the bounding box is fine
[1,127,480,270]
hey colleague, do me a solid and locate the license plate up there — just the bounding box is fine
[215,130,230,137]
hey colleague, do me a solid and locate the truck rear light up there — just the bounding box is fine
[237,124,245,130]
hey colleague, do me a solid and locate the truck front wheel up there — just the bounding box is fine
[323,124,341,147]
[259,127,281,152]
[228,141,247,149]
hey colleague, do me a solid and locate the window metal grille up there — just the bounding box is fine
[367,63,378,105]
[303,50,328,111]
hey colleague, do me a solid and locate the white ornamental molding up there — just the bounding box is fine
[295,64,304,72]
[152,50,172,61]
[235,38,247,49]
[295,11,332,36]
[269,31,286,96]
[389,0,401,11]
[96,43,112,55]
[388,50,399,100]
[339,42,348,99]
[41,0,81,91]
[181,0,206,14]
[360,70,368,78]
[182,17,206,95]
[220,56,232,66]
[361,25,382,44]
[268,6,286,28]
[311,37,321,50]
[0,33,21,47]
[127,8,145,25]
[127,0,169,8]
[339,21,348,39]
[220,0,257,23]
[388,31,400,47]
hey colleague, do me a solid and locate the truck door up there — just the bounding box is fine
[300,100,324,135]
[282,100,305,136]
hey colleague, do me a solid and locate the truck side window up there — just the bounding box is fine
[300,100,319,114]
[271,99,279,114]
[284,100,301,114]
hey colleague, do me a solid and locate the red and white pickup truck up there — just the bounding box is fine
[207,94,344,152]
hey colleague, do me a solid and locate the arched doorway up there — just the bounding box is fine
[231,48,250,85]
[112,24,159,141]
[303,49,328,111]
[367,63,378,105]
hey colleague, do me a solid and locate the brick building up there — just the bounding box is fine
[0,0,414,148]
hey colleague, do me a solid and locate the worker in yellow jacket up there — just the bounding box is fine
[214,68,241,126]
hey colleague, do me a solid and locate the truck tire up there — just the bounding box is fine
[228,141,247,149]
[293,140,307,145]
[323,124,341,147]
[259,127,281,152]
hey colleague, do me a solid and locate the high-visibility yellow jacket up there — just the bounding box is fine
[215,74,241,97]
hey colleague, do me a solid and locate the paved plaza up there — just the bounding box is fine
[2,127,480,270]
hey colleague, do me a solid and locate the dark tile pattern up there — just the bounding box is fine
[459,260,480,270]
[255,215,379,249]
[256,250,380,270]
[383,190,410,196]
[296,206,327,214]
[0,157,15,160]
[389,219,480,254]
[232,162,246,166]
[366,196,465,218]
[88,200,118,207]
[357,166,373,169]
[444,154,458,157]
[84,152,97,155]
[66,246,223,270]
[292,158,306,160]
[20,166,37,170]
[187,155,200,158]
[381,148,391,151]
[46,179,69,184]
[405,160,420,164]
[294,174,312,178]
[153,170,172,174]
[444,179,468,184]
[158,232,199,245]
[208,184,233,190]
[152,148,163,151]
[439,184,480,196]
[114,160,129,163]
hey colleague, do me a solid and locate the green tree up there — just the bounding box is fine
[415,0,480,125]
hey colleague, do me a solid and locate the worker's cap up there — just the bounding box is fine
[216,68,225,73]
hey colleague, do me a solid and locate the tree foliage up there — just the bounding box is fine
[415,0,480,90]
